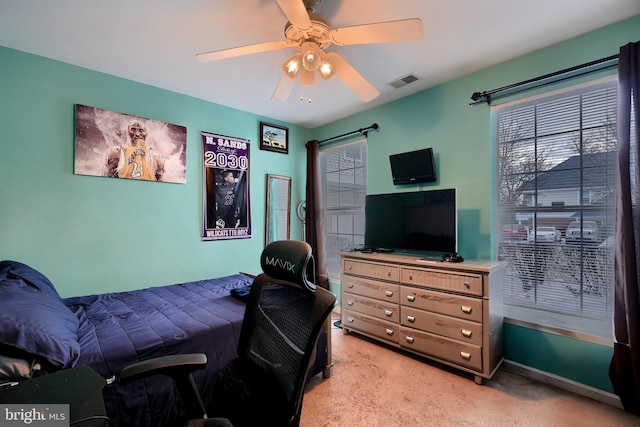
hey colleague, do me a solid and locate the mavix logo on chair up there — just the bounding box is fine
[264,256,296,273]
[1,404,69,426]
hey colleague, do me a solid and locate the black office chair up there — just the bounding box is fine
[119,240,336,427]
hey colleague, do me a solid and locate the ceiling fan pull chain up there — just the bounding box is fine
[300,82,312,103]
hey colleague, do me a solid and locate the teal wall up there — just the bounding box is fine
[1,14,639,395]
[312,15,640,394]
[0,46,310,297]
[504,324,614,391]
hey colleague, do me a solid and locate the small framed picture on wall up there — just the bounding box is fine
[260,122,288,154]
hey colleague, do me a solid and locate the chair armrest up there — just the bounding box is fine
[119,353,208,384]
[119,353,209,419]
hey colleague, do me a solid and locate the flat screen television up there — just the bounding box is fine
[364,188,457,256]
[389,147,436,185]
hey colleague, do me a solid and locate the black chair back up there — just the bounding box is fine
[210,240,336,427]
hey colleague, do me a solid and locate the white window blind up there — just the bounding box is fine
[320,139,367,282]
[495,78,617,336]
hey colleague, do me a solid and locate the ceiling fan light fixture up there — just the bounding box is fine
[319,58,335,80]
[282,53,302,78]
[301,41,322,71]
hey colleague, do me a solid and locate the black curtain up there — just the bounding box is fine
[305,140,329,290]
[610,41,640,414]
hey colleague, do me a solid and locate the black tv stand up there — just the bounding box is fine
[377,247,396,253]
[416,252,464,263]
[359,248,375,254]
[356,247,396,254]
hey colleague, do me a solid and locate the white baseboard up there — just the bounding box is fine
[502,359,623,409]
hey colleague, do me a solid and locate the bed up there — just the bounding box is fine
[0,260,329,427]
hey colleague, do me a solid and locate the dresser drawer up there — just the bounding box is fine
[341,274,400,303]
[343,259,400,282]
[342,309,399,345]
[401,306,482,346]
[401,268,483,296]
[400,326,482,371]
[401,287,482,322]
[343,292,400,323]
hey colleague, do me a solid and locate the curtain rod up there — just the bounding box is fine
[470,53,619,105]
[317,123,379,145]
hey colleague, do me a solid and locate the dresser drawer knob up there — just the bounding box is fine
[406,295,416,302]
[347,283,354,288]
[464,281,470,289]
[384,310,393,317]
[405,336,414,344]
[460,352,471,361]
[347,317,354,323]
[385,328,394,336]
[407,315,416,323]
[348,265,353,271]
[387,271,391,277]
[461,305,472,314]
[409,274,413,280]
[385,290,394,297]
[461,329,473,338]
[347,300,354,306]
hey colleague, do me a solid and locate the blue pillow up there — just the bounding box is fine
[0,261,80,368]
[0,260,63,301]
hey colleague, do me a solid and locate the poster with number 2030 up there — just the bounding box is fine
[202,132,251,241]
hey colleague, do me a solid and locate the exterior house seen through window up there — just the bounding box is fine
[495,78,617,338]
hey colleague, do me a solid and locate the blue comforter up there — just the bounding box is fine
[64,274,253,427]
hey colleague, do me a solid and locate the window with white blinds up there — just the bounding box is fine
[495,78,617,336]
[320,139,367,282]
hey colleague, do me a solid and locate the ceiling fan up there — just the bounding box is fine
[196,0,423,103]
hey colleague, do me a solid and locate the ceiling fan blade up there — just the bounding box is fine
[327,52,379,102]
[330,18,423,46]
[276,0,312,31]
[271,73,296,102]
[196,40,289,62]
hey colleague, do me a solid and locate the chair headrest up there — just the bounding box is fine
[260,240,316,292]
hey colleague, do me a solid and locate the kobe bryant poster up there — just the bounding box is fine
[202,132,251,241]
[74,104,187,184]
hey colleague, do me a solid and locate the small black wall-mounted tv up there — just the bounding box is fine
[389,147,436,185]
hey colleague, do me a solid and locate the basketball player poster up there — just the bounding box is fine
[202,131,251,241]
[74,104,187,184]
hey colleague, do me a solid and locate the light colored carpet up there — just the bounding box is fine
[300,313,640,427]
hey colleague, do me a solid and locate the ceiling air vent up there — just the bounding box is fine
[388,74,420,89]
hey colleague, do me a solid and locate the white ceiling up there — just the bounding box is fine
[1,1,638,128]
